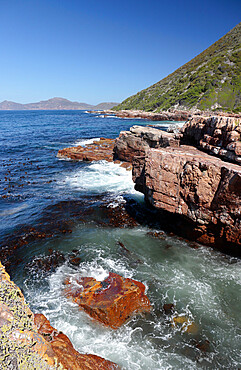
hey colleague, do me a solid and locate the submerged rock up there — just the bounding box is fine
[64,272,151,329]
[171,315,199,334]
[26,249,66,274]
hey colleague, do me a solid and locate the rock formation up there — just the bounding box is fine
[64,272,151,329]
[56,112,241,254]
[114,125,180,162]
[92,109,191,121]
[181,115,241,164]
[0,262,119,369]
[113,116,241,255]
[133,146,241,254]
[57,138,115,162]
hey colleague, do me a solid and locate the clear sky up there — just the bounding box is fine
[0,0,240,104]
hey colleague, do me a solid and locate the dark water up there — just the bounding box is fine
[0,111,240,369]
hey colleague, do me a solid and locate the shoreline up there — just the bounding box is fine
[87,108,241,121]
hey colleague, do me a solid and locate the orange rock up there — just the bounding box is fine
[64,272,151,329]
[34,313,120,369]
[57,138,115,162]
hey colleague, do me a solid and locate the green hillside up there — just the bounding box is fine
[115,23,241,113]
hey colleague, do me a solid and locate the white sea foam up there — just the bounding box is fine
[61,161,139,195]
[74,137,100,147]
[21,226,241,370]
[152,121,185,128]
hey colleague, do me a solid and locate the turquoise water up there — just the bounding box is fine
[1,111,241,369]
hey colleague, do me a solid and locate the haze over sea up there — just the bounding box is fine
[1,110,240,369]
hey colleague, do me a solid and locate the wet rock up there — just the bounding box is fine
[34,313,120,369]
[69,256,81,266]
[0,261,120,369]
[57,138,115,162]
[171,315,199,334]
[196,339,211,352]
[64,272,151,329]
[146,231,166,239]
[163,303,175,315]
[117,241,143,266]
[26,250,66,274]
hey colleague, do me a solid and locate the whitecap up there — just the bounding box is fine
[60,161,139,196]
[74,137,100,147]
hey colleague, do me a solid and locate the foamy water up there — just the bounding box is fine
[19,226,241,370]
[73,137,100,147]
[59,161,139,196]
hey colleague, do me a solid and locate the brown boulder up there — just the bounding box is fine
[64,272,151,329]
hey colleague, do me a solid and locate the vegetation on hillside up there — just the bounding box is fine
[114,23,241,113]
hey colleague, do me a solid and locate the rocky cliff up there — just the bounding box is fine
[133,146,241,254]
[114,22,241,113]
[181,115,241,164]
[114,115,241,255]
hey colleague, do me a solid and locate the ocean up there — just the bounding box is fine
[0,110,240,369]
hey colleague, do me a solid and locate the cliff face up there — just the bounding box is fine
[114,115,241,255]
[181,115,241,164]
[114,23,241,113]
[133,146,241,254]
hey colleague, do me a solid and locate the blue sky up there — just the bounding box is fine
[0,0,240,104]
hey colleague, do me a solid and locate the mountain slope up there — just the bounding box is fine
[0,98,118,110]
[115,23,241,113]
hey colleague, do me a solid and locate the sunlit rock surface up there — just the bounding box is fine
[64,272,151,329]
[133,145,241,254]
[57,138,115,162]
[181,115,241,164]
[114,125,180,163]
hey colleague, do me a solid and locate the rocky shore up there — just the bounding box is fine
[0,262,121,369]
[88,109,241,121]
[58,112,241,255]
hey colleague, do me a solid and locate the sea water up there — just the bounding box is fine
[0,111,240,369]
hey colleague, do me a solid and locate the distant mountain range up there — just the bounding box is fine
[115,22,241,113]
[0,97,118,111]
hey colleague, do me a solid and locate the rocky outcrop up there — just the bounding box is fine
[64,272,151,329]
[181,115,241,164]
[133,146,241,254]
[0,261,119,369]
[57,138,132,169]
[57,138,115,162]
[94,109,191,121]
[114,125,180,162]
